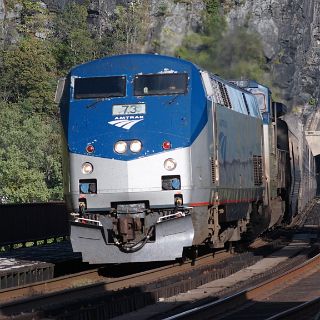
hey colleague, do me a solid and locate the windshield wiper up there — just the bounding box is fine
[85,93,124,109]
[167,94,179,105]
[86,98,106,109]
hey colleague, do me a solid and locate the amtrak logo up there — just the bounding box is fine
[108,116,144,130]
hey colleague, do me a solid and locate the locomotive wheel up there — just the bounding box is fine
[182,246,199,265]
[242,201,267,242]
[227,241,235,254]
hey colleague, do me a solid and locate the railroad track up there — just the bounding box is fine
[163,251,320,320]
[268,296,320,320]
[290,197,319,228]
[0,250,235,319]
[154,198,320,320]
[0,237,302,320]
[1,199,318,320]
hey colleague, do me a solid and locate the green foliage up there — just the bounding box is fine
[0,37,56,113]
[213,28,265,79]
[308,97,317,106]
[98,1,150,56]
[205,0,221,16]
[15,0,50,36]
[157,3,168,16]
[5,0,18,10]
[0,103,62,203]
[0,0,62,203]
[203,0,225,33]
[0,0,151,203]
[176,0,225,67]
[177,1,267,81]
[52,2,96,74]
[174,0,192,3]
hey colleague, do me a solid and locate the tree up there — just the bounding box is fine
[5,0,49,36]
[52,1,96,74]
[18,0,49,36]
[0,36,57,114]
[0,102,62,203]
[176,0,266,81]
[212,27,266,80]
[0,0,153,203]
[176,0,225,67]
[0,0,63,203]
[98,0,150,56]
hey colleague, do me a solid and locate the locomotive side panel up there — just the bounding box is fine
[215,104,263,199]
[284,114,317,218]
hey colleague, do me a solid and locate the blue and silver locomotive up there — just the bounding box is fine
[57,54,316,264]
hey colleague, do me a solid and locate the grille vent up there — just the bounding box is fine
[211,79,223,105]
[218,82,232,108]
[211,158,216,184]
[253,155,263,186]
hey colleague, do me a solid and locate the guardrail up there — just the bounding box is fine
[0,202,69,251]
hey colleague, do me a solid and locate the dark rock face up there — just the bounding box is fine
[40,0,204,54]
[227,0,320,109]
[1,0,319,110]
[40,0,320,109]
[41,0,88,10]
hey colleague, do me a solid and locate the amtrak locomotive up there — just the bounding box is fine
[56,54,317,264]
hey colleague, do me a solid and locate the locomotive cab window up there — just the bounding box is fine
[134,73,188,96]
[253,92,267,112]
[74,76,126,99]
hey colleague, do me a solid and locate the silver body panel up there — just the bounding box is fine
[65,105,263,211]
[65,126,211,211]
[71,214,194,263]
[67,105,266,263]
[284,114,317,215]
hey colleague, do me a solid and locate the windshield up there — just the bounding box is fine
[74,76,126,99]
[253,92,267,112]
[134,73,188,96]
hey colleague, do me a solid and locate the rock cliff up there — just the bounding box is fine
[0,0,319,110]
[227,0,320,110]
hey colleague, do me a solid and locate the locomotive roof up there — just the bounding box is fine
[70,54,198,77]
[70,53,260,96]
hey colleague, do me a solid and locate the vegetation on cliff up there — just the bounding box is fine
[0,0,268,203]
[0,0,150,202]
[177,0,267,81]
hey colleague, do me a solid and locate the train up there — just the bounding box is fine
[55,54,317,264]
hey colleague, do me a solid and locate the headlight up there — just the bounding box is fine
[130,140,142,153]
[82,162,93,174]
[164,158,177,171]
[114,141,127,154]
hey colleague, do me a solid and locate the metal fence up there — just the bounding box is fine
[0,202,69,245]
